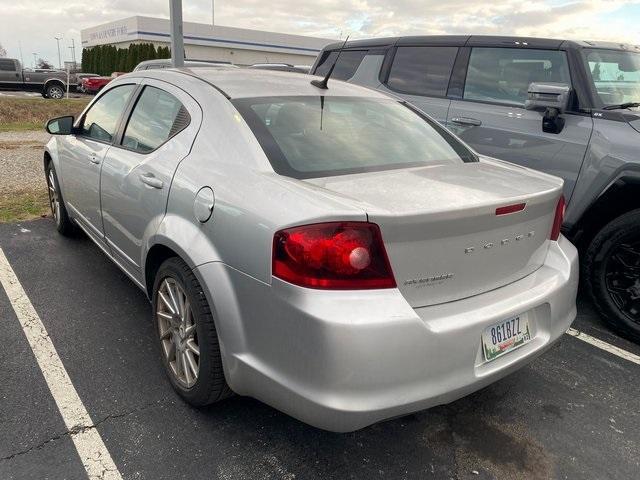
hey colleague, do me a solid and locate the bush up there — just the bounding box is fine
[81,43,171,75]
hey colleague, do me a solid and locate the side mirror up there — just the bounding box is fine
[525,82,571,113]
[46,115,74,135]
[525,83,571,134]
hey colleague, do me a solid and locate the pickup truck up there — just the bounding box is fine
[0,58,78,99]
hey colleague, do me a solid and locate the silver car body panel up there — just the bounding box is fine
[45,68,578,431]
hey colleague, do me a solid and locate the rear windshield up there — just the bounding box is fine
[232,96,477,179]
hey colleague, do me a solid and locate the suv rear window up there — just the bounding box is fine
[386,46,458,97]
[314,50,367,81]
[233,96,476,179]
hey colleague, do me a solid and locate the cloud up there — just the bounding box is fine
[1,0,639,66]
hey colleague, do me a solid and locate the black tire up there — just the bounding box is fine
[45,83,65,99]
[584,209,640,342]
[45,162,78,236]
[152,257,232,406]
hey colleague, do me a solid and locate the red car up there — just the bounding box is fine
[81,72,126,94]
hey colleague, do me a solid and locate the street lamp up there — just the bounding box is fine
[54,35,63,69]
[68,38,77,69]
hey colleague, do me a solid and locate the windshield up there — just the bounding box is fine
[584,48,640,107]
[233,96,477,179]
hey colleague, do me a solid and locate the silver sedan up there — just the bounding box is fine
[43,68,578,432]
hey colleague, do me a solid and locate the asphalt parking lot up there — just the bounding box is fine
[1,218,639,480]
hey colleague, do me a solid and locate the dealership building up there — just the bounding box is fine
[80,16,334,66]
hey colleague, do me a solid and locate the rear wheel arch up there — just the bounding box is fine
[145,244,181,299]
[570,175,640,249]
[144,233,219,298]
[43,79,65,98]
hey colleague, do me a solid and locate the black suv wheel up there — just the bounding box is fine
[585,209,640,342]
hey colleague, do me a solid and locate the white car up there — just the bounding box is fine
[43,68,578,432]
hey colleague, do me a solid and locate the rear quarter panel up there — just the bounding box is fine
[159,89,367,283]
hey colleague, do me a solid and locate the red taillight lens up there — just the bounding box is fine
[272,222,396,289]
[496,203,526,215]
[550,195,565,241]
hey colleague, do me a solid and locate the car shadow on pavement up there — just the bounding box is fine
[188,375,553,480]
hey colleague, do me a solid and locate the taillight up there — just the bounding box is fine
[272,222,396,289]
[550,195,565,241]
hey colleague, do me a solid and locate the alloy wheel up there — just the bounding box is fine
[49,86,64,99]
[47,169,60,225]
[605,240,640,325]
[156,277,200,388]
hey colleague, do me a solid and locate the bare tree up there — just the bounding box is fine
[0,43,7,57]
[36,58,54,69]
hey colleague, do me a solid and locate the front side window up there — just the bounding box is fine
[584,49,640,107]
[386,46,458,97]
[314,50,368,81]
[233,96,476,179]
[81,84,136,142]
[464,48,571,106]
[122,86,190,153]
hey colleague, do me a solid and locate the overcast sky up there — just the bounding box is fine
[1,0,640,67]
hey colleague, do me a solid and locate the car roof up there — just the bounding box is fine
[134,68,391,100]
[133,59,236,71]
[320,35,640,52]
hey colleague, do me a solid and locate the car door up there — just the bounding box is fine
[0,59,21,89]
[446,47,593,200]
[377,46,460,124]
[100,79,201,283]
[59,83,137,241]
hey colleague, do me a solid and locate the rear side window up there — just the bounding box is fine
[314,50,367,81]
[81,84,136,143]
[464,48,571,106]
[386,46,458,97]
[0,59,16,71]
[122,86,190,153]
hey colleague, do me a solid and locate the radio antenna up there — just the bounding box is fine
[311,35,350,90]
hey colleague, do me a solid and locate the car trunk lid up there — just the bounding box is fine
[304,160,563,307]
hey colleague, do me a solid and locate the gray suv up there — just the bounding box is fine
[311,36,640,341]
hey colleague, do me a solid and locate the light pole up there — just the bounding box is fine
[169,0,185,67]
[68,38,77,69]
[54,35,63,69]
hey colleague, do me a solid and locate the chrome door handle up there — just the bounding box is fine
[139,173,164,189]
[89,153,100,164]
[450,117,482,127]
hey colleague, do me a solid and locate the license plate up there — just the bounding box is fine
[482,315,531,362]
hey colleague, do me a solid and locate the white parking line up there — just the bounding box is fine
[0,247,123,479]
[567,327,640,366]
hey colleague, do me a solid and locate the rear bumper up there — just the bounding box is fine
[196,236,578,432]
